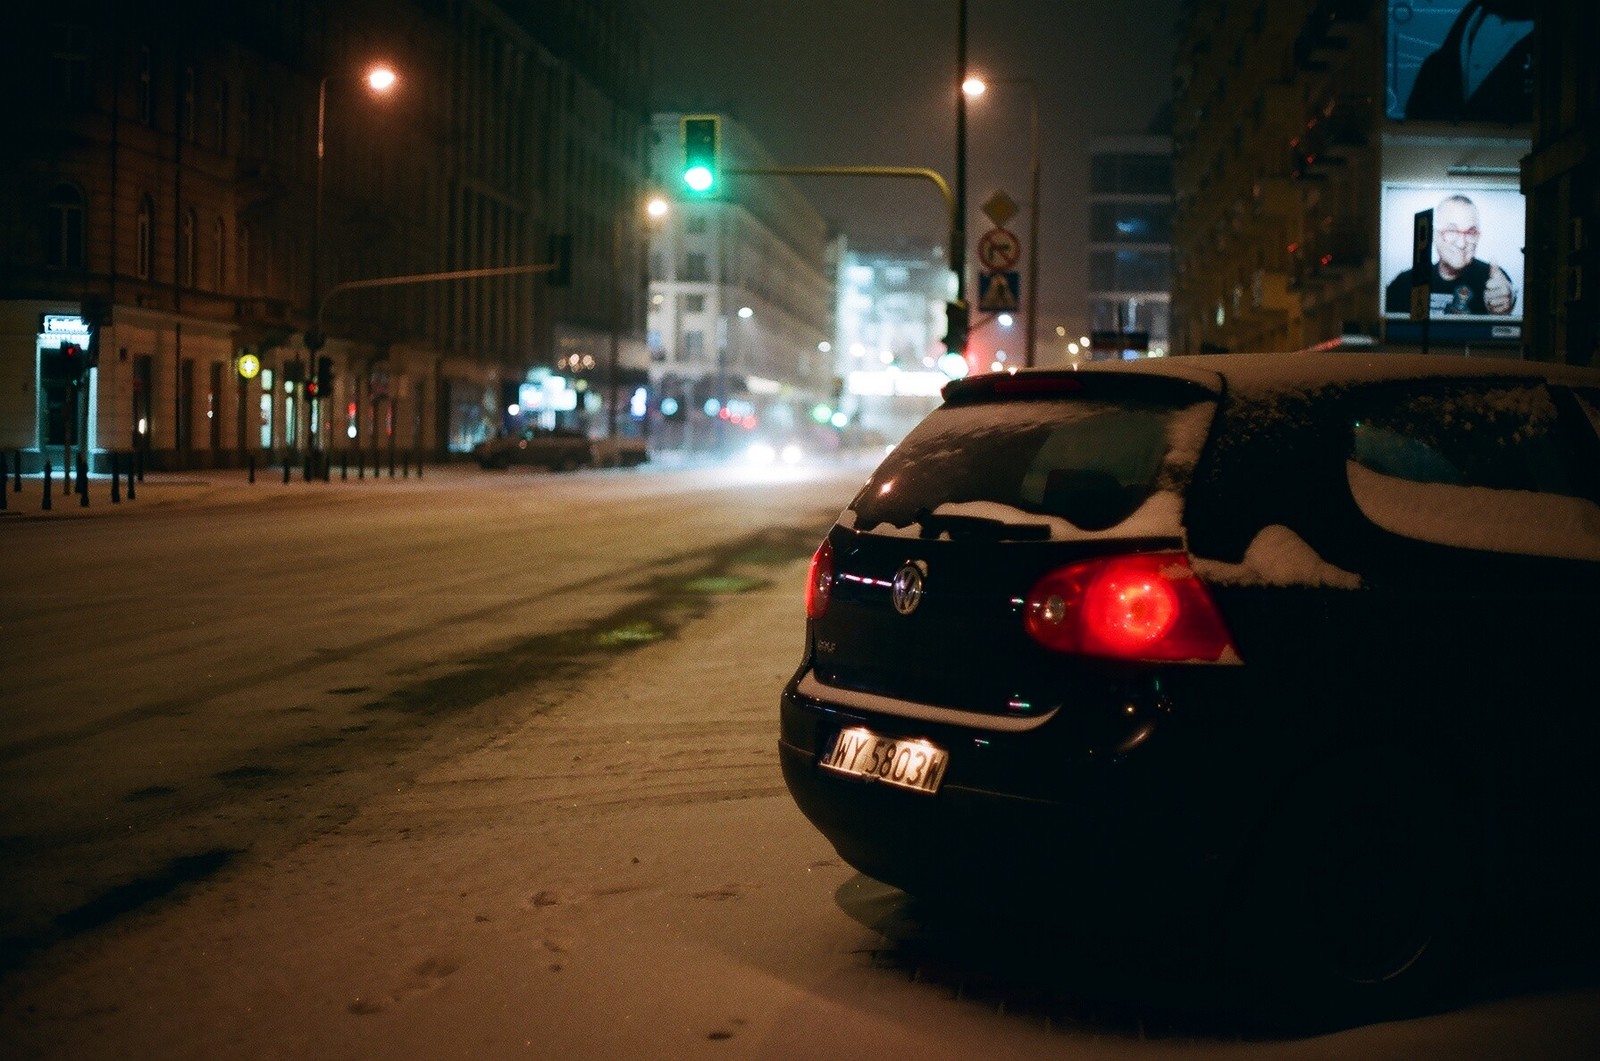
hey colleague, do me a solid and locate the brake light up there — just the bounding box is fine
[1023,552,1237,662]
[806,539,834,619]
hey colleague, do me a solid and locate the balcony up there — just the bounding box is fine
[234,157,288,212]
[1298,223,1373,285]
[1249,177,1300,221]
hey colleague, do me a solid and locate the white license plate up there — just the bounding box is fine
[819,726,949,795]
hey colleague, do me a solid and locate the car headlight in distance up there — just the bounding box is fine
[781,443,803,465]
[746,442,777,465]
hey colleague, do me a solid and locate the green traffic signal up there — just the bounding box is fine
[681,114,719,195]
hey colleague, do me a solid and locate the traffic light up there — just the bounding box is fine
[315,356,334,396]
[681,115,719,195]
[548,234,572,287]
[944,300,969,354]
[60,342,86,380]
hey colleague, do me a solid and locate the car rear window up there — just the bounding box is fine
[845,394,1215,539]
[1347,381,1600,561]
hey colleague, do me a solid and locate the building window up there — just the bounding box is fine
[680,330,704,363]
[48,22,90,106]
[684,214,708,234]
[213,217,226,290]
[182,67,197,143]
[684,294,705,313]
[182,208,197,287]
[683,252,709,282]
[45,184,86,270]
[238,224,251,291]
[1090,202,1173,243]
[137,46,154,125]
[213,81,229,152]
[137,194,155,280]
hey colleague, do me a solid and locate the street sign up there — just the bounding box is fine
[977,228,1021,273]
[981,190,1019,228]
[1411,208,1433,322]
[978,270,1020,312]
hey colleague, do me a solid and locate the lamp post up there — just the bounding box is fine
[308,63,398,471]
[954,0,969,330]
[609,196,669,440]
[964,74,1041,367]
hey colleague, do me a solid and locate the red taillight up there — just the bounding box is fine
[1023,552,1238,663]
[805,539,834,619]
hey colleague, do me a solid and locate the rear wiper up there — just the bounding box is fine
[914,508,1051,541]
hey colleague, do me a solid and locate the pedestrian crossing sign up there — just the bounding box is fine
[978,270,1020,312]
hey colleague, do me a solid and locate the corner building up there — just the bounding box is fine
[0,0,652,473]
[1171,0,1552,359]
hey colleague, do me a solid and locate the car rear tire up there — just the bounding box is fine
[1221,746,1477,1033]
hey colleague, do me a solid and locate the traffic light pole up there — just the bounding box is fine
[725,165,957,277]
[308,261,562,467]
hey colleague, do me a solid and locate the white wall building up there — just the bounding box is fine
[645,112,834,455]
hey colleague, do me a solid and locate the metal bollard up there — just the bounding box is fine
[389,449,396,478]
[341,449,348,481]
[42,461,52,511]
[282,452,291,484]
[416,451,423,479]
[126,453,135,500]
[402,453,410,479]
[248,453,255,484]
[357,449,365,479]
[111,452,121,503]
[11,449,19,492]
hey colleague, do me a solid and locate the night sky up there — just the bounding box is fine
[639,0,1183,340]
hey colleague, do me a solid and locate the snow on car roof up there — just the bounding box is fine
[1069,350,1600,394]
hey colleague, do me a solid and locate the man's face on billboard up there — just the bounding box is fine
[1434,198,1481,273]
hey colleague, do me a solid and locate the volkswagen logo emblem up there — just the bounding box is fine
[891,561,926,616]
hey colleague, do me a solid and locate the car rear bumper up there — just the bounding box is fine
[780,667,1270,938]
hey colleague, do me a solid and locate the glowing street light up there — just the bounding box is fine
[307,60,399,477]
[964,73,1041,367]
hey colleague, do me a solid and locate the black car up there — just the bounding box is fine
[779,351,1600,1026]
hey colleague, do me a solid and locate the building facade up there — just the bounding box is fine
[1,0,652,474]
[833,241,951,446]
[1171,0,1552,359]
[1087,132,1174,360]
[645,112,835,455]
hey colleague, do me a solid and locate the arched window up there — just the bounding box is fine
[238,223,251,291]
[45,183,86,270]
[182,207,197,287]
[212,217,226,290]
[137,194,155,280]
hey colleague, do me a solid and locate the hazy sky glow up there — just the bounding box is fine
[639,0,1182,339]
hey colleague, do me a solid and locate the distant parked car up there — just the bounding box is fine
[780,351,1600,1028]
[474,428,647,471]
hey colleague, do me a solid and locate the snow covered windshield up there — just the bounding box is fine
[845,395,1215,540]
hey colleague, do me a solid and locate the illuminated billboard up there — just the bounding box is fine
[1381,184,1524,329]
[1386,1,1534,124]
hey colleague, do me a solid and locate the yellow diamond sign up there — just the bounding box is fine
[981,190,1019,229]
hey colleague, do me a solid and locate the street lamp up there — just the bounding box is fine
[308,62,398,474]
[964,74,1041,367]
[312,63,399,344]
